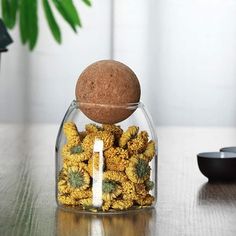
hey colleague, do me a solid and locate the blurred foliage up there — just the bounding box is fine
[0,0,91,50]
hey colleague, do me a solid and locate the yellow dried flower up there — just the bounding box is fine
[63,122,81,144]
[67,136,81,146]
[87,153,104,177]
[62,144,91,164]
[135,194,154,206]
[126,155,150,183]
[66,166,90,191]
[145,180,155,191]
[102,200,112,211]
[59,168,67,179]
[127,131,149,155]
[143,140,156,161]
[138,131,149,143]
[103,170,128,182]
[71,189,93,200]
[79,198,93,207]
[122,181,137,200]
[119,126,139,148]
[104,147,129,172]
[135,183,148,198]
[63,159,89,172]
[104,147,129,160]
[111,199,133,210]
[58,179,71,194]
[105,157,128,172]
[102,124,123,141]
[58,195,77,206]
[85,123,102,133]
[82,131,114,151]
[102,180,122,201]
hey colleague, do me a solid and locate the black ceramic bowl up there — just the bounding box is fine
[197,152,236,181]
[220,146,236,153]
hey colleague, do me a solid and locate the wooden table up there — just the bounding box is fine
[0,124,236,236]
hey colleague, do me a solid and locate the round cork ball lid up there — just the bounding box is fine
[75,60,141,124]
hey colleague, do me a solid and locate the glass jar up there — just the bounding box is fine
[55,100,157,213]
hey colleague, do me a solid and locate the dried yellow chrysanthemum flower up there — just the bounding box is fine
[105,156,128,172]
[66,166,90,191]
[102,180,122,201]
[126,155,150,183]
[71,189,93,200]
[67,136,81,147]
[102,124,123,142]
[103,170,128,182]
[85,123,102,133]
[87,153,104,177]
[111,199,133,210]
[119,126,139,148]
[79,198,93,207]
[122,181,137,200]
[62,143,91,163]
[127,131,149,155]
[102,200,112,211]
[58,179,71,194]
[104,147,129,160]
[82,131,114,151]
[63,122,81,144]
[138,131,149,143]
[145,180,155,191]
[63,159,89,173]
[135,194,154,206]
[59,168,67,179]
[135,183,148,198]
[58,195,77,206]
[104,147,129,172]
[143,140,156,161]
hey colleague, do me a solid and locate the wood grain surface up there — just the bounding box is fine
[0,125,236,236]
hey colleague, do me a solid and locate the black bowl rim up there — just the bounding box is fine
[220,146,236,152]
[197,152,236,159]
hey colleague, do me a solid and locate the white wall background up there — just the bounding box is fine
[1,0,236,126]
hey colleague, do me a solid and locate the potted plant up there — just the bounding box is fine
[1,0,91,50]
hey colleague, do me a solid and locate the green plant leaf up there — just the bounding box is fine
[1,0,11,28]
[42,0,61,44]
[28,0,38,50]
[82,0,91,7]
[52,0,81,31]
[61,0,81,27]
[9,0,18,28]
[1,0,91,50]
[19,0,28,44]
[1,0,18,29]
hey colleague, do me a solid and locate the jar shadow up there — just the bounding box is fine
[55,207,156,236]
[197,181,236,206]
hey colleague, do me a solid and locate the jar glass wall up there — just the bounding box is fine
[55,100,157,213]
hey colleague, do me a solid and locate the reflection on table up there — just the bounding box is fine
[56,207,156,236]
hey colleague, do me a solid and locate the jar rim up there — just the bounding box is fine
[72,100,144,109]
